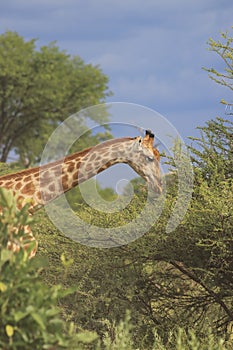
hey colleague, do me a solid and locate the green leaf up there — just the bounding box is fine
[1,248,13,263]
[14,310,30,322]
[76,330,98,343]
[31,312,46,330]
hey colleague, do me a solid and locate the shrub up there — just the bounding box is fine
[0,188,98,350]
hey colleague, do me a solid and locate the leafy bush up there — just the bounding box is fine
[0,187,98,350]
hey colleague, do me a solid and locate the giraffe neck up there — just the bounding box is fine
[0,137,134,210]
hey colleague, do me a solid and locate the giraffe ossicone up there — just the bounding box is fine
[0,130,162,257]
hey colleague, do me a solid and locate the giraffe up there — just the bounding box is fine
[0,130,162,257]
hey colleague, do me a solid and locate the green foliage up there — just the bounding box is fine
[189,117,233,182]
[167,328,231,350]
[1,141,231,349]
[102,313,134,350]
[65,179,117,210]
[32,174,232,347]
[0,31,111,165]
[204,27,233,103]
[0,188,99,349]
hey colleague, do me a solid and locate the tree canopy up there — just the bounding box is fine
[0,31,111,165]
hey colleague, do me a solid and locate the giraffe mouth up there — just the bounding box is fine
[147,175,162,195]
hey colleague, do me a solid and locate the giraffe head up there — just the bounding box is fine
[127,130,162,194]
[79,129,162,195]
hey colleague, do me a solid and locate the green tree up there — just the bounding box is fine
[0,31,111,165]
[190,28,233,182]
[204,28,233,105]
[189,117,233,182]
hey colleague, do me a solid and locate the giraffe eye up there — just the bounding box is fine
[146,156,154,162]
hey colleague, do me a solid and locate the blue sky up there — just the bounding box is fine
[0,0,232,143]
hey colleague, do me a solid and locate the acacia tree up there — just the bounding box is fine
[142,29,233,338]
[204,28,233,105]
[190,28,233,181]
[189,117,233,182]
[0,31,111,165]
